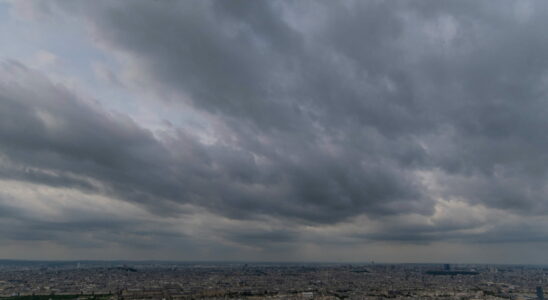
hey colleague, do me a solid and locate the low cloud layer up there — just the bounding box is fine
[1,0,548,262]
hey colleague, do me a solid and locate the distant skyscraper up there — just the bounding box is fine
[444,264,451,271]
[537,286,544,300]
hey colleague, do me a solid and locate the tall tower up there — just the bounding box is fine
[536,286,544,300]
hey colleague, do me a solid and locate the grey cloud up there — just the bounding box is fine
[0,57,432,224]
[4,0,548,254]
[224,228,299,248]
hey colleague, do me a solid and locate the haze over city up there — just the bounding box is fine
[1,0,548,264]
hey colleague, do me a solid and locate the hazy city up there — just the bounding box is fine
[1,261,548,299]
[2,0,548,299]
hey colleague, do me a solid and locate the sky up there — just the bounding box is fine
[1,0,548,264]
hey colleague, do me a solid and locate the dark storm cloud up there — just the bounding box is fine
[80,0,436,219]
[75,0,548,214]
[0,58,431,226]
[5,0,548,250]
[0,61,180,212]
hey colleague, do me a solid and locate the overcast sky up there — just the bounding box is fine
[2,0,548,263]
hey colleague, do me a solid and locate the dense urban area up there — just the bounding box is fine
[0,261,546,299]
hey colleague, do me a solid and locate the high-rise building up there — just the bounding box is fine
[537,286,544,300]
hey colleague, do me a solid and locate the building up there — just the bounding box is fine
[536,286,544,300]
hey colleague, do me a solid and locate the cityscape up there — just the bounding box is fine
[0,261,547,299]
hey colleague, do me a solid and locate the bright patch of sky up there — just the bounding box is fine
[0,2,211,138]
